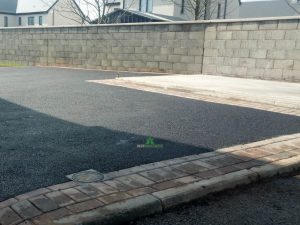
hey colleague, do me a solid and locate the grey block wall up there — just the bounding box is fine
[202,18,300,82]
[0,24,205,74]
[0,17,299,81]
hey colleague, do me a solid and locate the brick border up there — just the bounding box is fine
[88,79,300,116]
[1,133,300,225]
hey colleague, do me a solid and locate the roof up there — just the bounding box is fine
[105,9,187,22]
[105,0,121,5]
[151,13,187,21]
[16,0,57,14]
[0,0,58,14]
[0,0,18,13]
[239,0,300,18]
[126,10,173,21]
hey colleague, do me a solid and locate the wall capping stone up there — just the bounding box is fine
[0,16,299,30]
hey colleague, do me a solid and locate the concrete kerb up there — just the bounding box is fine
[54,194,162,225]
[250,155,300,178]
[56,156,299,225]
[152,169,258,210]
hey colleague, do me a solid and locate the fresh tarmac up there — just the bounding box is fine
[1,67,300,201]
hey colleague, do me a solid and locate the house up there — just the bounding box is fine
[0,0,85,27]
[101,8,185,23]
[239,0,300,18]
[105,0,123,14]
[103,0,240,23]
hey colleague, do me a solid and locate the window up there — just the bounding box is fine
[139,0,147,12]
[4,16,8,27]
[39,16,43,25]
[28,16,35,26]
[181,0,185,14]
[147,0,153,12]
[19,17,22,26]
[139,0,152,12]
[217,3,221,19]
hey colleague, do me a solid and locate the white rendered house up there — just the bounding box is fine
[105,0,240,22]
[0,0,85,27]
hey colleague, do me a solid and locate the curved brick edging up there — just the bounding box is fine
[0,134,300,225]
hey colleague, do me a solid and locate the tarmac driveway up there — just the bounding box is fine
[0,67,300,201]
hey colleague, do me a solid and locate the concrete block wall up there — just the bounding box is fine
[0,24,205,74]
[0,17,299,81]
[202,18,300,82]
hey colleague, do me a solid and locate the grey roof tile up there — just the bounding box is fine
[239,0,300,18]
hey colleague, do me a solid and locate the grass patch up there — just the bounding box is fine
[0,62,23,67]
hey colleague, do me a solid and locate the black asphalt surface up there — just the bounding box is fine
[132,173,300,225]
[0,67,300,201]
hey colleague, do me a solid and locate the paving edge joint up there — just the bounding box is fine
[53,155,300,225]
